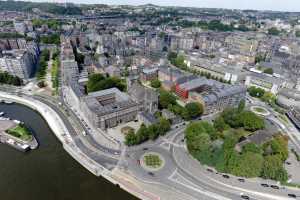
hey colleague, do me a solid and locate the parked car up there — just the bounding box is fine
[222,174,230,179]
[206,168,213,173]
[241,195,250,200]
[238,178,245,183]
[270,185,279,189]
[261,183,269,187]
[288,194,297,198]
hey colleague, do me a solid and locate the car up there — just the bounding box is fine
[286,162,291,165]
[270,185,279,189]
[261,183,269,187]
[206,168,213,173]
[148,172,155,176]
[222,174,230,179]
[238,178,245,183]
[137,160,140,165]
[181,139,184,142]
[143,148,148,151]
[241,195,250,200]
[288,194,297,198]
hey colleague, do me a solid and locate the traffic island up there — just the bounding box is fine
[250,106,270,116]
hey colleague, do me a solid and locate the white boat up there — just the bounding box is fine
[0,112,4,116]
[13,120,21,124]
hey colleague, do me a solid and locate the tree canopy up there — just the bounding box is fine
[87,73,126,93]
[159,89,177,108]
[125,118,171,146]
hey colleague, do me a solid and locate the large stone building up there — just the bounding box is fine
[245,72,286,94]
[175,76,246,115]
[0,49,37,79]
[128,82,158,114]
[81,88,140,130]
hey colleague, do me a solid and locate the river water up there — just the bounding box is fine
[0,103,138,200]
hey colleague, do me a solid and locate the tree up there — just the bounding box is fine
[242,143,263,154]
[87,73,126,93]
[147,124,159,140]
[150,79,161,88]
[125,132,137,146]
[261,92,276,105]
[159,90,176,108]
[221,108,241,128]
[248,86,265,98]
[185,121,217,150]
[157,118,171,136]
[37,81,46,88]
[185,102,204,119]
[238,111,265,131]
[255,53,266,64]
[136,124,149,144]
[213,116,228,132]
[268,27,280,36]
[0,72,23,86]
[187,133,211,153]
[261,155,288,182]
[231,152,264,178]
[296,30,300,38]
[238,99,246,113]
[263,68,273,75]
[270,135,289,161]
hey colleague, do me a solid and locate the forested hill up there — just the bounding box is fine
[0,1,82,15]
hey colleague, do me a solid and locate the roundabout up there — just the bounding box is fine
[126,146,177,182]
[140,152,165,171]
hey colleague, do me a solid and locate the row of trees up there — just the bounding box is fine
[167,52,230,84]
[125,118,171,146]
[185,102,289,182]
[32,19,61,30]
[87,73,126,93]
[36,49,50,81]
[40,33,60,45]
[51,57,59,94]
[177,20,250,32]
[0,72,23,86]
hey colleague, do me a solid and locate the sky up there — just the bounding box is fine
[55,0,300,12]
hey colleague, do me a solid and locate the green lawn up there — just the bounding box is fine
[6,124,32,141]
[143,154,162,168]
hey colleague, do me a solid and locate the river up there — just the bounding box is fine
[0,103,138,200]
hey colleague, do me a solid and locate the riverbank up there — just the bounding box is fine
[0,91,150,200]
